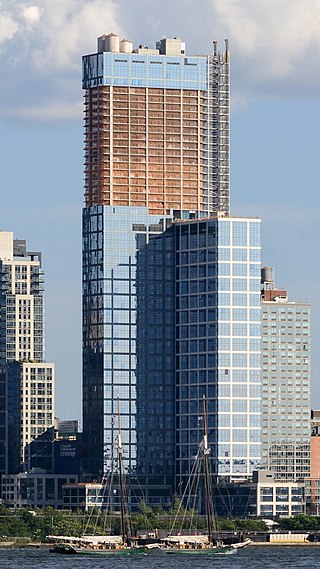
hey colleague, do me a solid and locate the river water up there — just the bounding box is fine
[0,546,318,569]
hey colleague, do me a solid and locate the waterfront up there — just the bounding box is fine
[0,546,319,569]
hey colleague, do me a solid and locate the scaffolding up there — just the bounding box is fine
[204,40,230,216]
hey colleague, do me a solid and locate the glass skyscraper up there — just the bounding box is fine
[83,206,176,502]
[82,33,261,505]
[175,217,261,485]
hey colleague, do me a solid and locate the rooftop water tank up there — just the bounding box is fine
[120,39,133,54]
[104,32,120,53]
[97,34,106,53]
[261,266,274,284]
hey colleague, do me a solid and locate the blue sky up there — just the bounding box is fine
[1,0,319,420]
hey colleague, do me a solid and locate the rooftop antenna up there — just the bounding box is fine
[213,40,217,57]
[225,38,230,63]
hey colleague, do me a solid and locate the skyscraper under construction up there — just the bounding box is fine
[82,34,261,506]
[83,34,230,216]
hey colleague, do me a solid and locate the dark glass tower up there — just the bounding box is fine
[82,207,176,503]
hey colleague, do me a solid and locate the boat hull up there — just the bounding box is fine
[73,547,146,556]
[51,544,147,556]
[162,546,235,555]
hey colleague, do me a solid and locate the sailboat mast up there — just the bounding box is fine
[203,397,213,544]
[117,400,127,546]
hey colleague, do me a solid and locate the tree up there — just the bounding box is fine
[278,514,320,531]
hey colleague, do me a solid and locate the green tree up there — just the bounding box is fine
[278,514,320,531]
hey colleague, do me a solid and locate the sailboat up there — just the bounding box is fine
[160,398,237,555]
[49,402,146,556]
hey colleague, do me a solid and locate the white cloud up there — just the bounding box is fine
[212,0,320,80]
[115,0,320,102]
[30,0,123,72]
[22,5,40,26]
[1,0,320,122]
[0,0,122,121]
[0,13,19,43]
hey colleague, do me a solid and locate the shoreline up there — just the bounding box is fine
[1,541,320,549]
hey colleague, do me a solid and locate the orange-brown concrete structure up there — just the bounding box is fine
[84,86,205,214]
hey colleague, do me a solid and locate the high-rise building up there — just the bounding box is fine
[82,34,260,505]
[82,205,176,503]
[261,267,311,482]
[82,33,230,216]
[0,232,54,474]
[175,216,261,486]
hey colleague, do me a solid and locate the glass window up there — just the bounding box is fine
[249,400,260,412]
[249,339,260,352]
[233,338,247,351]
[249,279,260,292]
[233,249,247,262]
[219,384,230,397]
[232,263,247,276]
[219,414,230,427]
[249,308,260,321]
[232,444,247,457]
[232,222,247,246]
[233,414,247,427]
[219,353,230,366]
[218,337,230,350]
[233,278,247,292]
[250,293,260,306]
[218,221,230,245]
[233,308,247,321]
[233,400,247,412]
[114,265,129,279]
[113,295,130,309]
[233,293,247,306]
[249,414,260,427]
[232,429,247,442]
[249,385,261,397]
[249,223,260,246]
[249,249,260,262]
[218,429,231,442]
[249,324,260,337]
[233,323,247,336]
[218,248,230,261]
[218,278,230,291]
[233,384,247,397]
[249,429,260,441]
[249,263,260,277]
[218,263,230,276]
[233,353,247,367]
[219,400,230,412]
[219,323,230,335]
[233,370,248,383]
[219,293,230,306]
[249,444,260,456]
[218,308,230,320]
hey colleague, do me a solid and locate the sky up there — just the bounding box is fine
[1,0,320,421]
